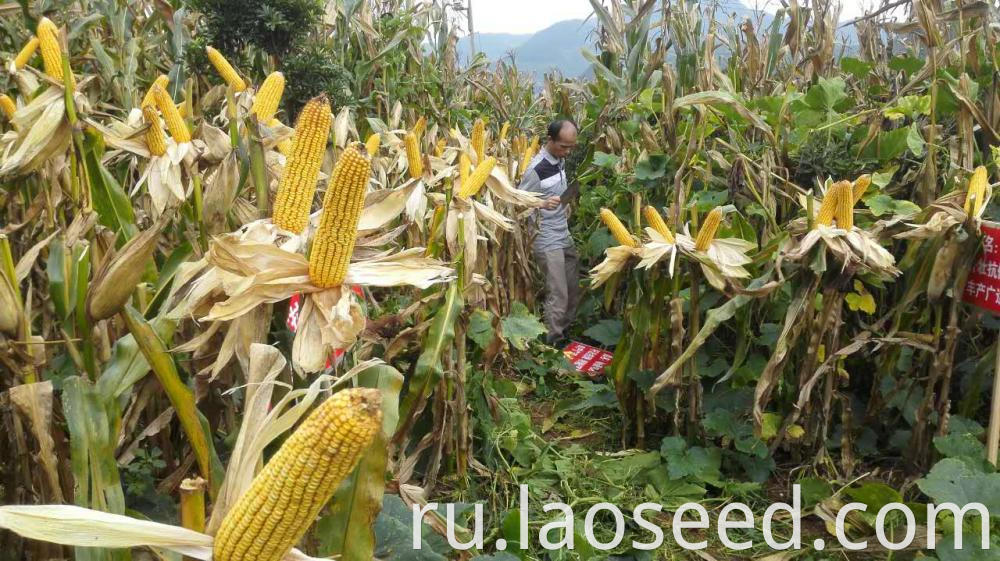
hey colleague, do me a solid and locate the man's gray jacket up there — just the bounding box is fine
[518,147,573,252]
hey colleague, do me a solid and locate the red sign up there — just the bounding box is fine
[563,341,613,377]
[964,222,1000,314]
[286,286,364,368]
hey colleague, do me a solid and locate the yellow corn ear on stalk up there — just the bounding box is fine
[151,84,190,143]
[412,115,426,137]
[434,138,446,157]
[365,133,380,157]
[499,121,510,144]
[852,174,871,204]
[964,166,989,217]
[268,118,293,155]
[13,37,39,70]
[471,118,485,160]
[459,156,496,199]
[142,105,167,157]
[643,205,675,243]
[272,96,333,233]
[834,182,855,230]
[459,152,471,190]
[0,269,19,334]
[694,208,723,252]
[405,132,423,180]
[206,46,246,92]
[308,146,371,288]
[512,135,525,157]
[519,136,539,176]
[0,95,16,120]
[213,388,382,561]
[814,185,843,227]
[141,75,169,108]
[37,18,72,85]
[250,71,284,122]
[600,208,637,248]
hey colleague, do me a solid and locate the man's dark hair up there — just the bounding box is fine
[547,119,578,141]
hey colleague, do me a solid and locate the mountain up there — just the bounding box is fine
[458,2,858,80]
[458,19,596,79]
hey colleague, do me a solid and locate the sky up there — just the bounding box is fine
[470,0,880,35]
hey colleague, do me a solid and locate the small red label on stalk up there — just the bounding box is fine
[286,288,363,368]
[964,222,1000,314]
[563,341,613,377]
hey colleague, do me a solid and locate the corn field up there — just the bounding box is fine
[1,0,999,559]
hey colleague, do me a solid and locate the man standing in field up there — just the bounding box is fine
[519,119,580,347]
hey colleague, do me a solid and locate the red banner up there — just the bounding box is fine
[563,341,613,376]
[964,222,1000,314]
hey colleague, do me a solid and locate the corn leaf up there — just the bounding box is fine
[120,306,223,499]
[395,283,462,441]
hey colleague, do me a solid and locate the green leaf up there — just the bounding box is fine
[906,123,926,157]
[797,477,834,508]
[592,151,620,169]
[841,57,873,79]
[84,131,136,239]
[805,76,848,112]
[468,309,496,350]
[120,306,223,499]
[396,284,463,435]
[374,494,449,561]
[501,301,546,351]
[888,55,924,77]
[583,319,622,346]
[862,193,922,218]
[689,190,729,212]
[845,288,876,315]
[916,459,1000,515]
[760,412,782,440]
[635,154,668,181]
[875,127,910,161]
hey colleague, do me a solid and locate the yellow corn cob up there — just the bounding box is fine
[206,46,246,92]
[37,18,72,85]
[814,184,843,227]
[499,121,510,144]
[272,96,332,234]
[404,132,423,180]
[142,105,167,157]
[965,165,989,217]
[513,135,525,157]
[458,152,471,191]
[151,84,190,143]
[13,37,39,70]
[141,75,169,108]
[250,71,285,122]
[471,118,485,161]
[694,208,723,252]
[643,205,675,243]
[835,181,855,230]
[434,138,446,157]
[0,95,16,120]
[412,116,426,137]
[600,208,637,248]
[308,146,371,288]
[365,133,380,156]
[268,117,294,155]
[213,387,382,561]
[519,136,539,176]
[852,174,871,204]
[458,156,496,199]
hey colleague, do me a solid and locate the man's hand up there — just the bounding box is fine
[543,196,561,210]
